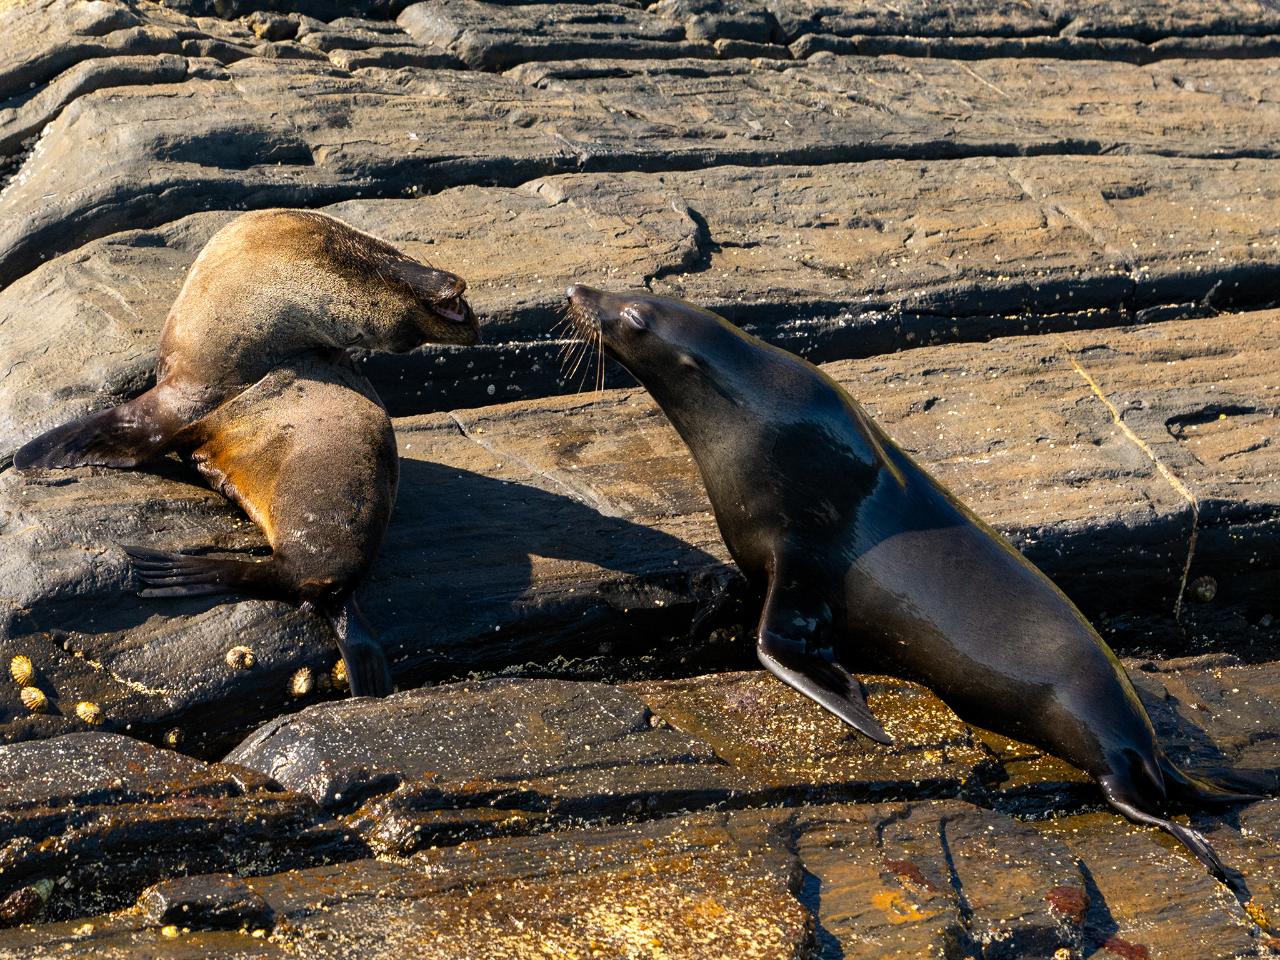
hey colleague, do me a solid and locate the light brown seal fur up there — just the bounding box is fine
[15,209,480,696]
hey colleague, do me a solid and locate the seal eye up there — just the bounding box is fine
[622,307,647,332]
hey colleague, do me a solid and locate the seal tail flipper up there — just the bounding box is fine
[1099,771,1229,880]
[13,387,184,471]
[1158,754,1271,807]
[323,597,392,698]
[124,546,284,599]
[756,568,892,745]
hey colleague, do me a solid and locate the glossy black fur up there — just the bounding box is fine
[566,284,1260,878]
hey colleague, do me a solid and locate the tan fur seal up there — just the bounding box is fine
[565,284,1264,881]
[14,209,480,696]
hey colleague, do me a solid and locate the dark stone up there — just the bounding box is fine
[225,677,753,849]
[137,874,273,930]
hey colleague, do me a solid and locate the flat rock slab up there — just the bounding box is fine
[0,733,360,927]
[9,798,1245,959]
[630,671,997,803]
[225,660,1280,855]
[768,0,1280,42]
[0,812,814,959]
[1037,811,1264,959]
[225,672,1003,854]
[396,0,1280,68]
[7,657,1280,953]
[8,44,1280,287]
[398,0,723,70]
[8,154,1280,456]
[777,0,1280,62]
[225,677,755,851]
[2,312,1276,750]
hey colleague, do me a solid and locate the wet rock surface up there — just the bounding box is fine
[0,733,360,927]
[6,663,1280,953]
[1,0,1279,955]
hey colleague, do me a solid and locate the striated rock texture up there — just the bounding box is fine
[5,664,1280,954]
[0,0,1277,956]
[1,313,1275,753]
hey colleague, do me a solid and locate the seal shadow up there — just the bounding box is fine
[356,457,735,684]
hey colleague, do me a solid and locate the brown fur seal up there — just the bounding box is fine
[14,209,479,696]
[564,284,1263,879]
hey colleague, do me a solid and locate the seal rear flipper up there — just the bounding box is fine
[1099,771,1229,880]
[756,573,892,745]
[124,546,283,598]
[324,598,392,698]
[14,390,182,471]
[1159,754,1271,807]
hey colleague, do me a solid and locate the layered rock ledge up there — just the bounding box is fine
[5,660,1280,956]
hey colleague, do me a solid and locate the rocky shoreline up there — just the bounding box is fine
[1,0,1278,957]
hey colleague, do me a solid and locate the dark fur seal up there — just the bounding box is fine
[14,210,479,697]
[564,284,1260,877]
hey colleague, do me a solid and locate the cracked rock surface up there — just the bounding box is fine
[0,0,1277,955]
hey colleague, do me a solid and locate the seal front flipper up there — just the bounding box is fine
[323,598,392,698]
[14,388,186,471]
[756,574,892,745]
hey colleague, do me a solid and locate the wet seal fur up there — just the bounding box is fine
[14,210,479,697]
[565,284,1265,879]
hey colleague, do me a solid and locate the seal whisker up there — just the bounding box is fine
[595,327,605,394]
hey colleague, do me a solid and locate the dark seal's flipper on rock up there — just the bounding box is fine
[323,598,392,698]
[1099,770,1230,880]
[124,546,285,598]
[756,573,892,745]
[14,389,186,471]
[1159,753,1272,805]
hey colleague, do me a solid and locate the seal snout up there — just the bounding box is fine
[565,284,601,309]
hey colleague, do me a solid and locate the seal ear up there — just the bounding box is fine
[756,570,892,745]
[390,259,465,304]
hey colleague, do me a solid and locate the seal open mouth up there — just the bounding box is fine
[434,296,470,325]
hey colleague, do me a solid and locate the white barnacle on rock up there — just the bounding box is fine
[225,645,256,670]
[9,654,34,686]
[290,667,315,698]
[1189,575,1218,603]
